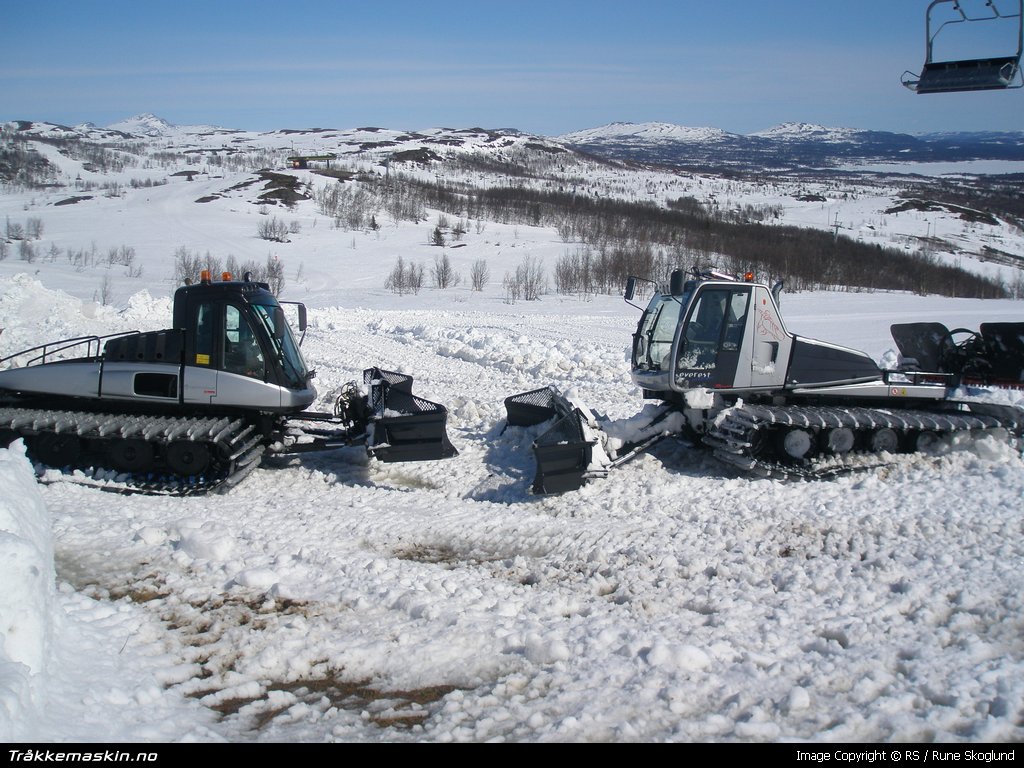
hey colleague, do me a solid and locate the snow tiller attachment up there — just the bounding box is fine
[504,386,681,494]
[365,368,458,462]
[504,387,599,494]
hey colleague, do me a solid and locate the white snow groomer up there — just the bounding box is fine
[0,273,456,492]
[505,269,1024,493]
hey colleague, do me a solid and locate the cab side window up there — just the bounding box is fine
[722,291,750,351]
[685,289,730,345]
[223,305,265,380]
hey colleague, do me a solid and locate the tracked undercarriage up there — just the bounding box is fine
[0,365,456,495]
[0,406,266,493]
[702,400,1024,476]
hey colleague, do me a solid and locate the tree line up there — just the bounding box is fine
[385,176,1009,299]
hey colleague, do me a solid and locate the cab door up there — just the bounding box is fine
[746,285,793,390]
[674,285,751,388]
[182,299,219,404]
[181,300,281,409]
[214,303,282,409]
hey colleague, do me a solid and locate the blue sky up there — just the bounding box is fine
[2,0,1021,135]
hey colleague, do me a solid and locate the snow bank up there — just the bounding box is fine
[0,275,114,359]
[0,443,55,741]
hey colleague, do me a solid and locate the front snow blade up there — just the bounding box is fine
[364,368,458,463]
[504,387,599,494]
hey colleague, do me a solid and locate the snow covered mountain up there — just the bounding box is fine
[106,112,176,136]
[560,121,737,145]
[0,115,560,170]
[12,113,1023,175]
[749,122,868,142]
[559,120,1024,170]
[104,112,235,138]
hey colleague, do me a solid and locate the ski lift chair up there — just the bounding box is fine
[903,0,1023,93]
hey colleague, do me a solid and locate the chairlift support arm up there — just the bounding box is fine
[924,0,1023,63]
[904,0,1023,92]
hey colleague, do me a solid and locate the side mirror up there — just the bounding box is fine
[278,300,308,346]
[669,270,686,296]
[624,276,637,302]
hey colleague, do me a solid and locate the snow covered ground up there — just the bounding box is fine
[2,118,1024,743]
[2,275,1023,744]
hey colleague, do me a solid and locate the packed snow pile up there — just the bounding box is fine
[0,274,165,360]
[0,443,54,742]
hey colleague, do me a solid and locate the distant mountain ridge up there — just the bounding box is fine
[560,122,737,144]
[1,115,569,177]
[558,121,1024,171]
[104,113,237,137]
[106,112,175,135]
[7,114,1024,174]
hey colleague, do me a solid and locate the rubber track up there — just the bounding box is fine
[0,406,265,495]
[702,402,1024,478]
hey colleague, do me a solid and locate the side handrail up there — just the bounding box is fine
[0,331,141,368]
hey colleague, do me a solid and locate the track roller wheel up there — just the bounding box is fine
[165,440,211,476]
[109,439,155,473]
[779,428,814,461]
[824,427,855,454]
[915,431,947,454]
[29,433,82,467]
[869,428,899,454]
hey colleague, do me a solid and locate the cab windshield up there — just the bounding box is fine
[632,287,692,371]
[252,302,309,389]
